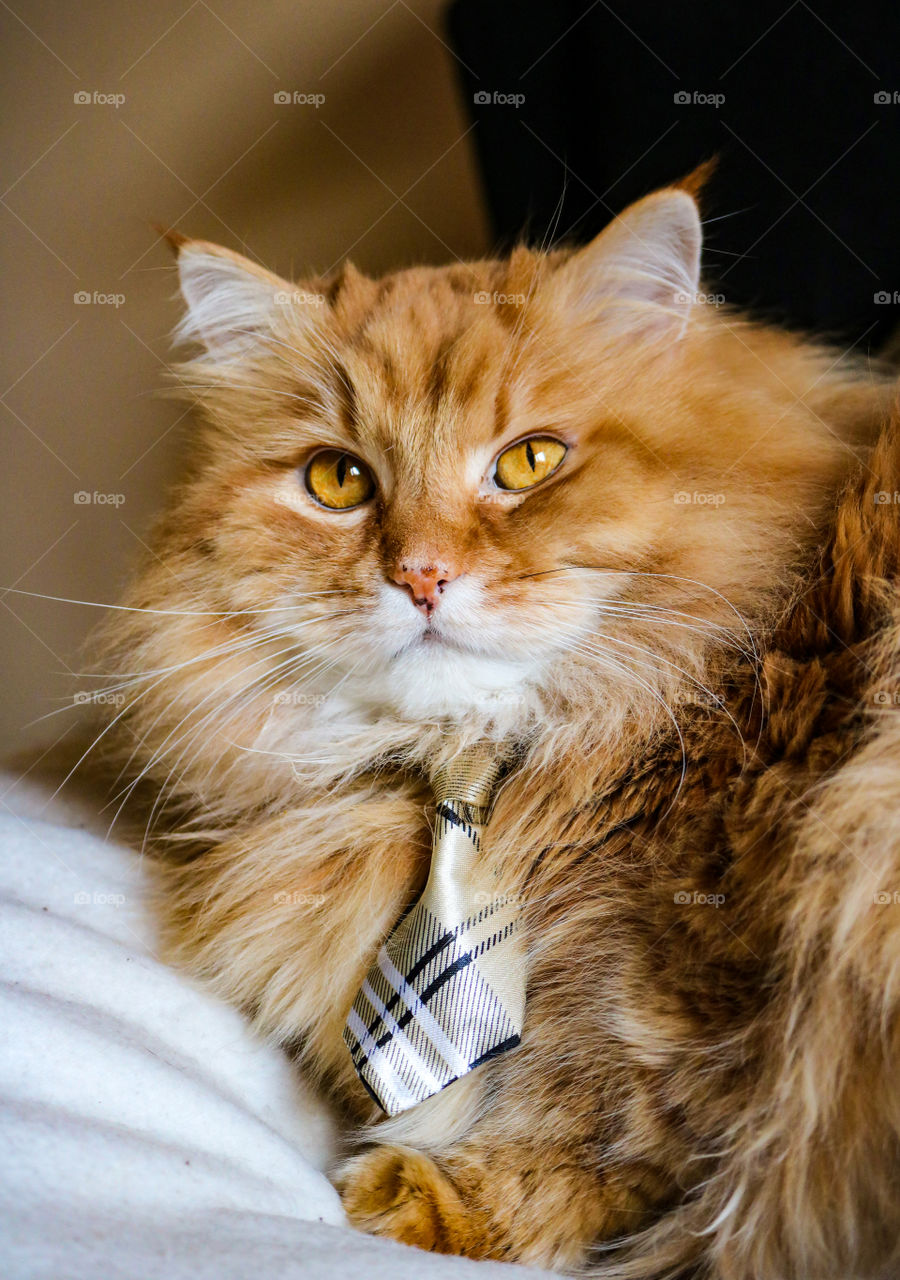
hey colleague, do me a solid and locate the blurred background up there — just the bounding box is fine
[2,0,899,755]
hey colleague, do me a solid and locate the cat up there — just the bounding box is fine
[92,173,900,1277]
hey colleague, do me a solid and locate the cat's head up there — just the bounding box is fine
[133,182,869,747]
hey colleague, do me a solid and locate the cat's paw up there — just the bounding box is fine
[335,1144,478,1255]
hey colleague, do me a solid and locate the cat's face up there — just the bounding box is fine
[161,187,848,729]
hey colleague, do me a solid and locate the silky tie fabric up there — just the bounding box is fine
[343,743,525,1116]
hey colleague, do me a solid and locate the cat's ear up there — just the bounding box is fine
[551,187,703,340]
[169,238,303,360]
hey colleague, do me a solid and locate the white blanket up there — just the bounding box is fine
[0,771,548,1279]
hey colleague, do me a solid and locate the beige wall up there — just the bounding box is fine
[1,0,489,752]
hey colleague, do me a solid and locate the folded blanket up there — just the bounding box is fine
[0,770,547,1279]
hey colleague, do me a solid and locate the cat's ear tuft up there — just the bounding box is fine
[172,240,299,360]
[152,222,189,253]
[672,156,717,204]
[553,187,703,341]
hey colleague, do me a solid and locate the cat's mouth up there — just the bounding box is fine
[394,625,473,657]
[419,627,461,650]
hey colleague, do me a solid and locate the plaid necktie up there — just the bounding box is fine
[343,743,525,1116]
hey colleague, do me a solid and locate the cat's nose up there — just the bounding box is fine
[391,561,459,615]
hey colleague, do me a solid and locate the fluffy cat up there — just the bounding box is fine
[92,175,900,1277]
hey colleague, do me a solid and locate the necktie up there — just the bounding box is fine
[343,743,525,1116]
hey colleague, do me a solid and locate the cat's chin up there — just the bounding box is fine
[358,640,541,727]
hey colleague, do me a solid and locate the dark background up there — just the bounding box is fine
[448,0,900,348]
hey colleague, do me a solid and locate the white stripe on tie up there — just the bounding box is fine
[358,978,445,1095]
[377,946,470,1078]
[345,1007,420,1112]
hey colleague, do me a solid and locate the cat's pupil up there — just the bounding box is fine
[525,440,536,471]
[336,454,348,487]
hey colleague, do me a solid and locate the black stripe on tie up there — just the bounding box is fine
[440,799,492,826]
[371,949,475,1052]
[407,926,457,987]
[347,902,512,1060]
[435,802,479,846]
[418,950,474,1004]
[357,1070,384,1109]
[345,924,459,1058]
[468,1033,521,1071]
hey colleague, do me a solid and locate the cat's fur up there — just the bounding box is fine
[93,178,900,1276]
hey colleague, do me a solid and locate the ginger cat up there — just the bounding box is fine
[94,177,900,1277]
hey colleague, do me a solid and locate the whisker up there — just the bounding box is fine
[117,620,360,846]
[129,638,321,850]
[516,563,759,659]
[2,586,347,615]
[108,619,355,809]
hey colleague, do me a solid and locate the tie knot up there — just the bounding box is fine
[430,741,507,810]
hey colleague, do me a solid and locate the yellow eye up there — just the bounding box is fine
[305,450,375,510]
[494,436,567,491]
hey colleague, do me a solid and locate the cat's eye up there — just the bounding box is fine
[305,450,375,510]
[494,436,567,491]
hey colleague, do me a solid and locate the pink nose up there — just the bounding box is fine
[392,562,458,614]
